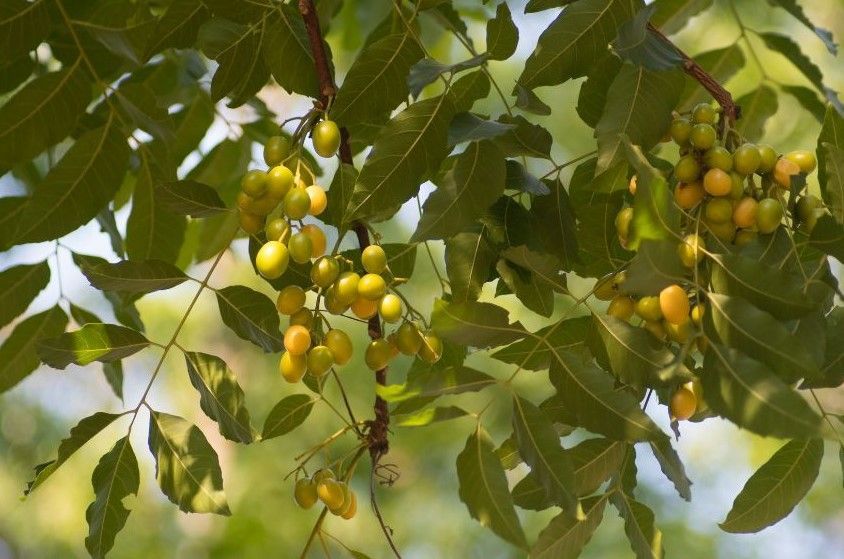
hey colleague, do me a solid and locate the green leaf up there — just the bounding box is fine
[502,245,567,294]
[344,94,455,223]
[445,230,497,302]
[185,352,254,444]
[78,4,155,65]
[702,343,821,439]
[496,258,555,317]
[262,5,322,98]
[84,436,139,559]
[627,154,680,250]
[114,83,176,145]
[596,65,684,174]
[37,323,150,369]
[215,285,283,353]
[590,314,691,389]
[394,405,468,427]
[156,180,228,217]
[709,253,817,319]
[781,85,826,122]
[0,306,68,393]
[530,494,608,559]
[766,0,836,55]
[721,438,823,533]
[171,89,215,164]
[506,160,551,195]
[492,318,590,371]
[518,0,640,90]
[431,299,528,349]
[512,396,578,514]
[648,436,692,501]
[0,0,53,63]
[407,54,488,98]
[612,5,683,70]
[126,154,186,264]
[819,142,844,223]
[448,113,516,147]
[622,240,686,296]
[25,412,125,495]
[486,2,518,61]
[578,55,623,128]
[0,261,50,329]
[451,70,492,113]
[261,394,314,440]
[513,83,552,116]
[704,293,821,384]
[734,85,778,141]
[809,214,844,263]
[148,411,230,515]
[0,61,90,168]
[456,426,527,549]
[549,350,665,441]
[72,254,145,332]
[323,163,358,229]
[330,33,423,127]
[525,0,578,13]
[145,0,210,59]
[11,116,130,245]
[493,114,553,159]
[378,365,496,403]
[651,0,713,35]
[199,17,269,107]
[531,178,579,269]
[610,491,664,559]
[412,140,506,241]
[81,259,189,294]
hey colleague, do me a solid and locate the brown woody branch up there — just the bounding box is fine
[297,0,392,493]
[648,23,741,125]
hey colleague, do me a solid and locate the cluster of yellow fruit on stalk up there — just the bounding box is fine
[604,102,821,422]
[294,468,357,519]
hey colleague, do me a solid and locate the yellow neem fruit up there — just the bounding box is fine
[607,296,635,321]
[255,241,289,280]
[784,150,817,174]
[305,185,328,216]
[674,182,705,210]
[732,197,758,229]
[358,273,387,300]
[324,329,353,365]
[341,491,357,519]
[669,383,697,421]
[239,211,264,235]
[277,285,306,315]
[365,339,393,370]
[635,296,663,322]
[294,478,318,509]
[361,245,388,274]
[666,318,692,344]
[266,165,294,199]
[317,479,346,510]
[284,325,311,355]
[312,469,334,484]
[265,217,291,243]
[301,224,326,258]
[678,234,705,268]
[690,304,706,326]
[703,168,732,197]
[395,322,423,355]
[643,320,667,340]
[351,297,378,319]
[659,285,689,325]
[307,345,334,377]
[312,120,342,158]
[378,293,403,323]
[279,352,307,383]
[773,157,801,188]
[289,308,314,329]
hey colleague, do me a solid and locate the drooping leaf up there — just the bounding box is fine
[496,258,555,318]
[531,178,579,269]
[378,366,496,403]
[610,491,665,559]
[25,412,125,495]
[445,230,497,302]
[781,85,826,122]
[650,0,713,35]
[262,5,325,98]
[612,4,683,70]
[84,437,139,559]
[486,2,518,61]
[702,343,821,439]
[0,306,68,393]
[72,253,145,332]
[648,436,692,501]
[412,140,506,242]
[81,259,189,294]
[261,394,314,440]
[721,438,823,533]
[493,114,553,159]
[37,324,150,369]
[185,352,254,444]
[456,427,527,550]
[407,55,488,98]
[766,0,837,55]
[432,299,528,349]
[518,0,640,90]
[505,160,550,195]
[530,494,608,559]
[492,317,590,371]
[344,94,455,223]
[513,83,552,116]
[199,16,270,107]
[330,33,423,127]
[0,261,50,329]
[735,85,778,141]
[148,411,230,515]
[448,113,515,147]
[578,55,624,128]
[215,286,283,352]
[156,180,228,217]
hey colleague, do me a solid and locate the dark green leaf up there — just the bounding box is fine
[0,261,50,329]
[148,411,230,514]
[530,494,608,559]
[451,71,491,113]
[721,438,823,533]
[37,323,150,369]
[156,180,228,217]
[185,351,254,444]
[199,17,269,107]
[263,5,323,98]
[735,85,778,141]
[819,142,844,223]
[492,318,590,371]
[622,240,686,296]
[702,343,821,439]
[782,85,826,121]
[445,231,497,302]
[493,114,552,159]
[0,306,68,393]
[531,178,579,268]
[324,163,358,229]
[578,55,623,128]
[506,160,550,195]
[651,0,713,35]
[407,54,488,98]
[448,113,515,147]
[432,299,528,348]
[457,427,527,549]
[145,0,210,59]
[0,0,53,63]
[648,436,691,501]
[486,3,518,61]
[610,491,665,559]
[502,245,567,293]
[81,259,189,294]
[513,84,552,116]
[378,365,496,403]
[766,0,836,55]
[496,258,555,317]
[261,394,314,440]
[612,5,683,70]
[215,285,283,353]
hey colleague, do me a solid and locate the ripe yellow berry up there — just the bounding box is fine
[284,325,311,355]
[317,479,346,510]
[277,285,306,315]
[305,185,328,216]
[703,168,732,197]
[351,297,378,319]
[358,273,387,301]
[670,383,697,421]
[378,294,403,322]
[607,296,635,321]
[635,296,662,322]
[300,224,326,258]
[267,165,295,199]
[678,234,705,268]
[324,329,353,365]
[255,241,289,280]
[361,245,388,274]
[294,477,318,509]
[659,285,689,325]
[279,352,307,383]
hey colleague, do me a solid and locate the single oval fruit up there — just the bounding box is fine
[732,197,758,228]
[628,175,638,195]
[312,469,334,484]
[241,169,268,197]
[773,157,801,188]
[311,256,340,289]
[325,329,353,365]
[280,352,307,383]
[265,218,291,243]
[674,182,705,209]
[417,332,442,364]
[312,120,341,158]
[305,185,328,216]
[395,322,423,355]
[670,118,692,145]
[689,123,716,151]
[379,293,403,322]
[796,195,821,222]
[704,198,733,223]
[670,384,697,421]
[365,339,393,370]
[756,198,783,234]
[284,187,312,220]
[704,146,733,172]
[300,224,326,258]
[264,136,291,167]
[334,272,361,305]
[678,234,705,268]
[288,232,313,264]
[635,296,663,322]
[255,241,289,279]
[350,296,378,319]
[340,491,357,519]
[785,150,817,174]
[659,284,690,325]
[674,155,701,183]
[284,325,311,355]
[277,285,306,315]
[289,308,314,328]
[294,477,318,509]
[307,345,334,377]
[607,296,635,321]
[329,483,352,515]
[247,194,279,216]
[703,168,732,197]
[323,286,349,315]
[239,211,263,235]
[266,165,295,199]
[358,273,387,300]
[690,304,705,326]
[362,245,388,274]
[615,207,634,240]
[705,218,737,243]
[756,144,777,173]
[317,479,346,509]
[692,103,717,124]
[733,143,761,175]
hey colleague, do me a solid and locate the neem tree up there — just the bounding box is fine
[1,0,843,557]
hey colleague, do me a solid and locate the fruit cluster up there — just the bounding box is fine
[605,102,823,422]
[294,469,357,519]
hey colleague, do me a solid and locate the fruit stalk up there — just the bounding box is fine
[648,23,741,125]
[297,0,390,461]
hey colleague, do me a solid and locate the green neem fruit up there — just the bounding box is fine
[288,232,313,264]
[255,241,289,279]
[312,469,334,484]
[756,144,777,173]
[705,218,736,243]
[674,155,701,183]
[265,218,291,243]
[284,187,311,220]
[241,169,268,197]
[756,198,783,234]
[289,308,314,328]
[729,172,745,200]
[294,477,318,509]
[678,234,705,268]
[692,103,717,124]
[334,272,361,305]
[307,345,334,377]
[312,120,342,158]
[266,165,295,199]
[689,123,716,151]
[323,286,349,315]
[248,194,279,216]
[239,211,263,235]
[324,329,353,365]
[311,256,340,289]
[365,339,393,370]
[395,322,423,355]
[358,273,387,301]
[280,352,307,383]
[704,146,733,172]
[277,285,306,315]
[704,198,733,223]
[635,296,663,322]
[734,229,757,246]
[361,245,388,274]
[733,143,761,175]
[264,136,291,167]
[670,118,692,145]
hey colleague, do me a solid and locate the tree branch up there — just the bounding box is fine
[648,23,741,125]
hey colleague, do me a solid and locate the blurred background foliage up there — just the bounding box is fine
[1,0,843,557]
